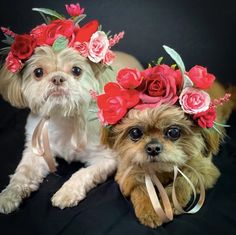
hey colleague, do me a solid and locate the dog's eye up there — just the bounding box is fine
[165,126,181,141]
[34,68,44,79]
[129,127,143,141]
[71,66,82,76]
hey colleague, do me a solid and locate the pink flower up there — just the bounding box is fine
[74,41,89,57]
[179,87,211,114]
[188,65,215,90]
[88,31,109,63]
[135,65,179,110]
[103,50,116,66]
[6,52,23,73]
[65,3,85,17]
[97,82,140,125]
[109,31,125,48]
[116,68,142,89]
[193,107,217,128]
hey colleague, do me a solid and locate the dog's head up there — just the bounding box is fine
[102,105,223,172]
[0,46,101,116]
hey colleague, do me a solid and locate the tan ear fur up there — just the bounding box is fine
[0,65,27,108]
[200,127,224,157]
[100,127,113,147]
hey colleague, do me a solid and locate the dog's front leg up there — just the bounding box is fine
[51,148,116,209]
[0,146,49,214]
[131,185,163,228]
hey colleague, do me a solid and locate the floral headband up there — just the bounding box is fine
[96,46,230,130]
[0,2,124,73]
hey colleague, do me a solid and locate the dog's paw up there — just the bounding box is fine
[0,189,22,214]
[51,184,85,209]
[135,203,163,228]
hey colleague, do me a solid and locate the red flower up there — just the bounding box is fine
[44,20,74,45]
[75,20,99,43]
[136,65,179,109]
[65,3,85,17]
[30,24,48,46]
[193,107,217,128]
[188,65,215,90]
[116,68,142,89]
[97,82,140,125]
[6,52,23,73]
[11,34,36,60]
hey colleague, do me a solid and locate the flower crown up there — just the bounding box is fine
[96,46,231,130]
[0,2,124,73]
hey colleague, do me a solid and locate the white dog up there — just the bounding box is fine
[0,45,142,214]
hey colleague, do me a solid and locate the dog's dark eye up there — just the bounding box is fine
[71,66,82,76]
[129,127,143,141]
[165,126,181,141]
[34,68,44,79]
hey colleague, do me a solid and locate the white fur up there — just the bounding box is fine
[0,46,123,213]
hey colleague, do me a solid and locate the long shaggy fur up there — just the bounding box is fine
[0,46,142,214]
[101,82,234,228]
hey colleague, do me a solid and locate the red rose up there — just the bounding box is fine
[44,20,74,45]
[188,65,215,90]
[193,107,217,128]
[11,34,36,60]
[136,65,179,109]
[6,52,23,73]
[75,20,99,43]
[116,68,142,89]
[30,24,48,46]
[97,82,140,125]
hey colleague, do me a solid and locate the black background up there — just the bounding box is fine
[0,1,235,235]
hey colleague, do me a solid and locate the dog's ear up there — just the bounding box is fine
[0,65,27,108]
[100,127,115,148]
[200,127,224,157]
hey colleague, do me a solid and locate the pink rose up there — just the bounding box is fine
[116,68,142,89]
[193,107,216,128]
[179,87,211,114]
[6,52,23,73]
[103,50,116,66]
[97,82,140,125]
[65,3,85,17]
[135,65,179,109]
[88,31,109,63]
[74,41,89,57]
[188,65,215,90]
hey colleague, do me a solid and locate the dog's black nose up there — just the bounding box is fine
[51,76,66,86]
[145,140,163,157]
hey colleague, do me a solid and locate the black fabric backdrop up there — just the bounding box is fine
[0,0,235,234]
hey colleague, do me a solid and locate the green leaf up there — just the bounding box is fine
[163,45,185,73]
[73,14,87,25]
[0,47,10,55]
[163,45,193,89]
[157,56,163,65]
[98,25,102,31]
[32,8,65,21]
[2,34,14,45]
[52,36,69,52]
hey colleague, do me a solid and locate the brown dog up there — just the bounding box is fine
[101,81,233,228]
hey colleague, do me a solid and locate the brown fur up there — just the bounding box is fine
[101,82,233,228]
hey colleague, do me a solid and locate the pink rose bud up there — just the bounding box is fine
[188,65,215,90]
[116,68,142,89]
[65,3,85,17]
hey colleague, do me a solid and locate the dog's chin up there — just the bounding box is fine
[37,93,79,117]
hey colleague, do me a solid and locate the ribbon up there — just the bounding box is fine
[119,163,206,224]
[31,117,57,172]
